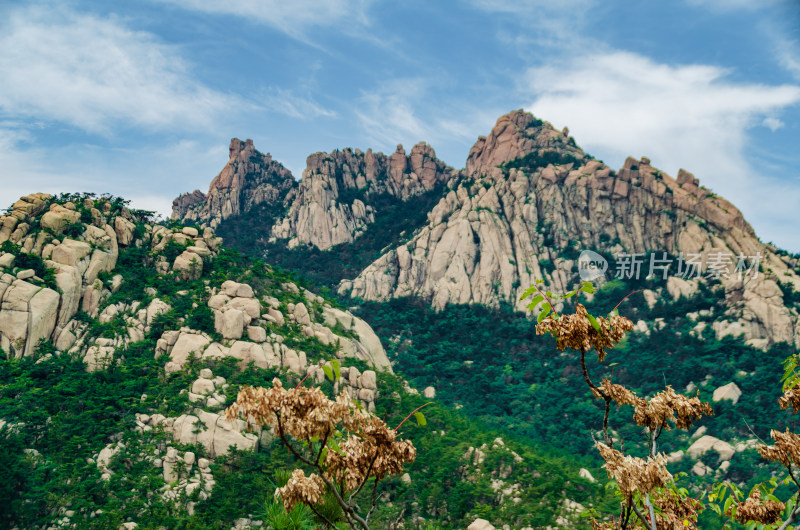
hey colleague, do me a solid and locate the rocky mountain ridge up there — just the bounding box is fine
[173,139,454,250]
[172,110,800,351]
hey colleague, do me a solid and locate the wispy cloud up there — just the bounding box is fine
[523,51,800,247]
[354,78,497,158]
[156,0,373,40]
[0,4,232,135]
[0,126,226,215]
[261,88,337,120]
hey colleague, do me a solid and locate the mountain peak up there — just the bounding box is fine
[228,137,255,160]
[172,138,293,227]
[465,109,574,178]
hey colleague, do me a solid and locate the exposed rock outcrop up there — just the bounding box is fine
[270,143,453,249]
[171,138,295,228]
[339,110,800,349]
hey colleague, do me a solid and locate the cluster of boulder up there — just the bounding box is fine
[0,194,224,364]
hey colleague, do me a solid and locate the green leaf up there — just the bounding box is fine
[331,359,341,381]
[563,289,577,299]
[322,365,334,382]
[581,283,595,294]
[609,308,619,317]
[587,314,601,332]
[537,303,551,323]
[723,496,733,515]
[414,412,427,426]
[328,438,341,453]
[320,447,328,462]
[519,286,536,301]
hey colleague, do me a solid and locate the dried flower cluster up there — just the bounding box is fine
[728,489,785,525]
[631,386,712,431]
[277,469,326,511]
[536,304,633,361]
[225,377,416,516]
[225,378,352,439]
[779,384,800,413]
[325,418,416,490]
[758,429,800,468]
[593,380,712,432]
[597,443,671,496]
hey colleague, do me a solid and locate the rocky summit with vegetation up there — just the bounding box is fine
[4,110,800,529]
[0,192,608,529]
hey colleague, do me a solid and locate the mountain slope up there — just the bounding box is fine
[0,192,603,529]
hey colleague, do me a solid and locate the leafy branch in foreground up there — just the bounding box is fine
[526,278,800,529]
[224,362,422,529]
[524,280,711,529]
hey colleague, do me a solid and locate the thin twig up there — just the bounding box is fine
[612,289,644,313]
[630,500,654,530]
[307,502,338,529]
[365,477,379,523]
[531,281,560,319]
[348,453,379,503]
[395,402,433,432]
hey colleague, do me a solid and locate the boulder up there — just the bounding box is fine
[41,205,80,234]
[227,297,261,319]
[173,250,203,279]
[50,238,92,268]
[169,333,211,367]
[468,519,496,530]
[146,298,171,326]
[229,341,275,369]
[712,382,742,404]
[217,309,245,340]
[687,435,735,462]
[114,216,136,246]
[247,326,267,342]
[293,302,312,326]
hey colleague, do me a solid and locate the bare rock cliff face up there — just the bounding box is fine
[172,138,295,228]
[340,110,800,350]
[270,142,453,249]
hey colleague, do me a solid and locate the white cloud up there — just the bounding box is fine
[762,117,785,131]
[157,0,372,39]
[0,5,232,134]
[261,88,337,120]
[354,79,498,158]
[0,127,225,218]
[524,51,800,249]
[685,0,787,12]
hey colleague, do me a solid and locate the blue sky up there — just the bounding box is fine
[1,0,799,250]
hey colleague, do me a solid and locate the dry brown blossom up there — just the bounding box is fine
[597,443,671,497]
[593,378,638,406]
[631,386,713,432]
[779,384,800,413]
[225,377,417,503]
[536,303,633,361]
[758,429,800,468]
[727,489,785,525]
[592,380,712,433]
[325,422,416,490]
[277,469,326,511]
[225,378,352,440]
